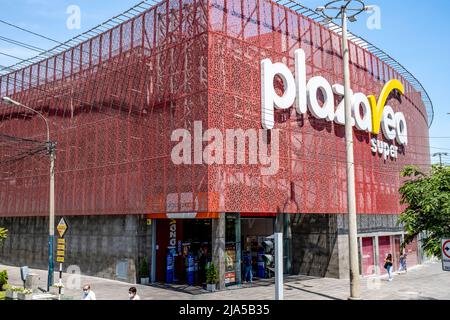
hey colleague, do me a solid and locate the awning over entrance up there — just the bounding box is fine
[147,212,219,219]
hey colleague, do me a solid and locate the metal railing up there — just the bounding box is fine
[273,0,434,128]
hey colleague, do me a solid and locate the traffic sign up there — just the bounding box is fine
[57,217,68,238]
[56,257,64,263]
[442,239,450,271]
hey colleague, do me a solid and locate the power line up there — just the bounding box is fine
[0,0,159,73]
[432,152,449,166]
[0,35,47,54]
[0,21,441,144]
[0,17,442,173]
[0,132,48,167]
[0,19,62,45]
[0,51,26,61]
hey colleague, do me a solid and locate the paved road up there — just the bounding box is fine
[0,262,448,300]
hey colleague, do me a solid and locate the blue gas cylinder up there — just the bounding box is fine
[257,251,265,278]
[166,252,174,283]
[186,254,194,285]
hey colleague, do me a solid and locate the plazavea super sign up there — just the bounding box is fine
[261,49,408,160]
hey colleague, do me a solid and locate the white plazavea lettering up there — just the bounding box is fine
[261,48,408,147]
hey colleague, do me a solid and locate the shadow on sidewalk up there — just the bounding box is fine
[149,282,209,295]
[284,283,342,300]
[149,274,318,295]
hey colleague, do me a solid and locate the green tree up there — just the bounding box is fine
[0,228,7,245]
[205,263,219,285]
[398,165,450,257]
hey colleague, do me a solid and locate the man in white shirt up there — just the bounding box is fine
[82,284,96,300]
[129,287,141,300]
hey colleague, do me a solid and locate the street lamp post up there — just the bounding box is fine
[316,0,373,300]
[1,96,56,291]
[433,153,448,167]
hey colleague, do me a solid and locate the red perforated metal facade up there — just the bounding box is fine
[0,0,430,218]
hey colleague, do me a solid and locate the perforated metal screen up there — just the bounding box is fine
[0,0,430,217]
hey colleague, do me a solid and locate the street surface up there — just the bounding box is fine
[0,262,448,300]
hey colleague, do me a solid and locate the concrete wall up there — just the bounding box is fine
[0,215,152,284]
[338,214,403,235]
[290,214,404,279]
[290,214,340,278]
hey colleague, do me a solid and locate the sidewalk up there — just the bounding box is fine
[0,262,448,300]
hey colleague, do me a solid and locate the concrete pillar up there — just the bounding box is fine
[283,213,292,274]
[337,234,350,279]
[151,219,156,283]
[235,213,241,285]
[374,235,380,274]
[275,214,283,233]
[212,212,226,290]
[358,236,363,275]
[275,213,292,274]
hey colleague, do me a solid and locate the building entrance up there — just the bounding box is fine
[155,219,212,285]
[240,217,275,281]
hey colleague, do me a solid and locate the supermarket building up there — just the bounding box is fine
[0,0,433,288]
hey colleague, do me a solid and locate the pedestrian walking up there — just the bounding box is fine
[243,251,253,284]
[82,284,96,300]
[384,254,394,281]
[398,252,407,274]
[128,286,141,300]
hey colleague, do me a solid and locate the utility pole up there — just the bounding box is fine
[48,141,56,291]
[433,153,448,166]
[316,1,373,300]
[1,96,56,291]
[274,232,283,300]
[341,7,361,300]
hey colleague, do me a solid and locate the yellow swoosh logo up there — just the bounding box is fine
[368,79,405,134]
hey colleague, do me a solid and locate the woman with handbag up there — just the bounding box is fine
[384,254,394,281]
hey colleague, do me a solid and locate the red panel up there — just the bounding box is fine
[0,0,431,218]
[361,237,375,276]
[378,236,391,274]
[155,219,184,282]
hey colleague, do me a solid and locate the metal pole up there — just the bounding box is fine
[275,232,283,300]
[433,153,448,166]
[48,147,55,291]
[342,8,361,300]
[151,219,156,283]
[58,262,62,300]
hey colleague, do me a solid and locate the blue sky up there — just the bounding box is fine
[0,0,449,164]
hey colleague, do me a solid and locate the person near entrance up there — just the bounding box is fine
[384,253,394,281]
[397,251,408,274]
[128,287,141,300]
[82,284,96,300]
[243,251,253,283]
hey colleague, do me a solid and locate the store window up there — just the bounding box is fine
[225,214,240,286]
[241,217,275,280]
[183,219,212,285]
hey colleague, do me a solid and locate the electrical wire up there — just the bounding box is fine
[0,11,443,183]
[0,20,443,144]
